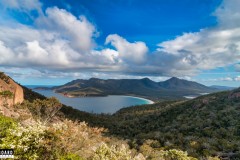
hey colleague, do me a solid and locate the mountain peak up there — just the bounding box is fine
[167,77,181,82]
[89,77,101,81]
[141,77,151,81]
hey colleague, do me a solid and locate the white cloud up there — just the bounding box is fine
[0,7,117,71]
[0,0,240,81]
[0,66,170,83]
[36,7,97,53]
[222,77,234,81]
[234,76,240,81]
[106,34,148,64]
[155,0,240,75]
[0,25,79,68]
[214,0,240,28]
[201,76,240,82]
[0,41,15,64]
[158,32,200,55]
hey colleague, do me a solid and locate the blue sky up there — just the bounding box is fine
[40,0,221,50]
[0,0,240,87]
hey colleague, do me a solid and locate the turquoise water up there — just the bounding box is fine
[30,88,153,114]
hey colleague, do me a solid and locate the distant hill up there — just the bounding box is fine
[159,77,213,92]
[209,85,236,91]
[52,77,218,100]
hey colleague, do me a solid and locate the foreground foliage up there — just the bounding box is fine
[0,97,206,160]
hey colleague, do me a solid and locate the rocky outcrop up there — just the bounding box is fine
[0,73,24,107]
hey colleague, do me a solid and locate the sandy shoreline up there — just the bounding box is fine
[57,92,154,104]
[112,95,154,104]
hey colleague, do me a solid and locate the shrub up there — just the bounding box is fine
[59,153,84,160]
[159,149,197,160]
[0,118,88,159]
[0,90,14,107]
[93,143,145,160]
[0,90,14,98]
[0,115,17,138]
[0,122,50,160]
[26,97,62,124]
[49,119,107,159]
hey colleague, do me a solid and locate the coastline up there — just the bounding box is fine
[52,90,155,104]
[112,95,154,104]
[59,92,154,104]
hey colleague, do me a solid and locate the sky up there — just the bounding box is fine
[0,0,240,87]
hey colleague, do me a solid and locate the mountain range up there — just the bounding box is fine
[49,77,219,100]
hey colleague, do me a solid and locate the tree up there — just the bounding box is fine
[27,97,62,124]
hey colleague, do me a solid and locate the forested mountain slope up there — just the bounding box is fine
[106,88,240,159]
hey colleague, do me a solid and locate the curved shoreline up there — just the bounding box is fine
[111,95,154,104]
[54,90,155,104]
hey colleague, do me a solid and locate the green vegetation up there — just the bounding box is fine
[0,90,14,107]
[93,143,143,160]
[2,74,239,159]
[0,114,17,138]
[101,89,240,159]
[0,90,14,98]
[24,97,62,124]
[0,97,208,159]
[22,85,46,102]
[58,88,240,159]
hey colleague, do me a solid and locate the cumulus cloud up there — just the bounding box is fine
[202,76,240,82]
[36,7,97,52]
[156,28,240,73]
[155,0,240,76]
[149,0,240,76]
[0,6,117,71]
[0,0,240,81]
[234,76,240,81]
[214,0,240,28]
[106,34,148,64]
[0,25,78,68]
[221,77,234,81]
